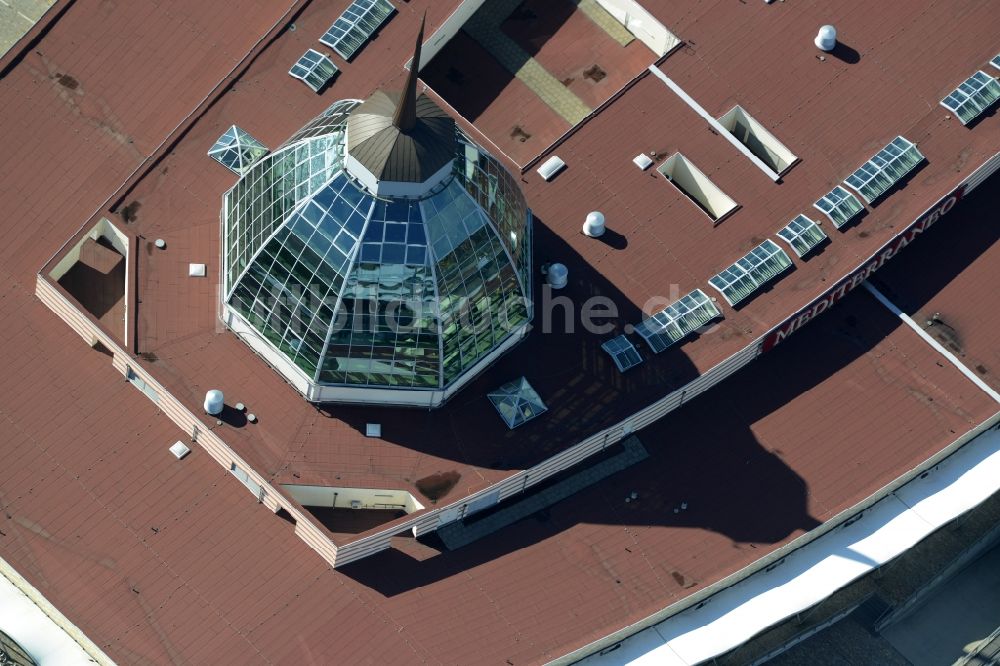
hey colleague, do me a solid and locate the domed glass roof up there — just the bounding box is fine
[221,98,532,405]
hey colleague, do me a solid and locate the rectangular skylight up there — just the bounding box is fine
[319,0,396,61]
[777,214,827,258]
[717,106,797,176]
[633,289,722,353]
[658,153,739,223]
[709,240,793,306]
[940,70,1000,125]
[289,49,339,92]
[601,335,643,371]
[814,185,864,229]
[844,136,924,203]
[992,54,1000,71]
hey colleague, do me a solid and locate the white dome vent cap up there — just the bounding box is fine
[582,211,606,237]
[815,25,837,52]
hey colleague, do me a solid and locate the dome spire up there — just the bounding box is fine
[392,12,425,132]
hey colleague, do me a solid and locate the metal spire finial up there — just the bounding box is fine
[392,13,425,132]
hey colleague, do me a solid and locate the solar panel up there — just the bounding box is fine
[940,70,1000,125]
[709,240,793,306]
[844,136,924,203]
[813,185,864,229]
[777,214,827,258]
[319,0,396,60]
[633,289,721,353]
[601,335,643,371]
[289,49,339,92]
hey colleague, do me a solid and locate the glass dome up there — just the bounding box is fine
[221,99,532,407]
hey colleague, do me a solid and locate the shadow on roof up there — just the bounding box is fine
[339,289,919,596]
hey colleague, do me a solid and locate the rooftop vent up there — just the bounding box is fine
[488,377,547,429]
[169,441,191,460]
[546,263,568,289]
[188,263,206,277]
[633,153,654,170]
[582,211,606,237]
[658,153,739,223]
[537,155,566,181]
[204,389,224,415]
[815,25,836,52]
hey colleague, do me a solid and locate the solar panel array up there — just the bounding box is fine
[709,240,792,306]
[813,185,864,229]
[633,289,722,353]
[601,335,643,371]
[289,49,339,92]
[777,214,827,258]
[320,0,396,60]
[940,70,1000,125]
[844,136,924,203]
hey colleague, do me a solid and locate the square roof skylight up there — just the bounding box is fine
[940,70,1000,125]
[319,0,396,61]
[844,136,924,203]
[814,185,864,229]
[289,49,339,92]
[601,335,643,371]
[633,289,721,353]
[777,214,827,258]
[488,378,546,429]
[709,240,793,306]
[208,126,268,174]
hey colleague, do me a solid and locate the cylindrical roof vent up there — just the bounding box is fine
[204,389,224,415]
[582,211,605,237]
[815,25,837,51]
[546,263,568,289]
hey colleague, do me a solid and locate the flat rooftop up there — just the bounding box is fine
[1,0,998,662]
[94,0,1000,535]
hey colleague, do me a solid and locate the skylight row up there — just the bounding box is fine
[320,0,396,61]
[844,136,924,204]
[940,70,1000,125]
[289,49,339,93]
[634,289,722,353]
[601,335,643,371]
[777,214,827,258]
[814,185,864,229]
[709,240,792,306]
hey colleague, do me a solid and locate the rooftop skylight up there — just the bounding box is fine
[940,70,1000,125]
[320,0,396,61]
[717,106,797,177]
[709,240,793,306]
[289,49,339,93]
[992,54,1000,71]
[844,136,924,204]
[633,289,721,353]
[814,185,864,229]
[658,153,739,223]
[488,378,547,429]
[601,335,643,371]
[777,214,827,258]
[208,126,269,175]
